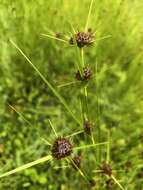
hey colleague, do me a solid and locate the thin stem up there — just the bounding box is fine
[95,59,101,162]
[10,39,81,127]
[91,35,111,43]
[74,142,108,150]
[8,104,32,127]
[54,165,70,169]
[0,155,52,178]
[111,175,126,190]
[107,130,111,163]
[80,48,85,68]
[57,81,81,88]
[41,34,68,43]
[85,0,94,31]
[48,119,58,137]
[68,158,89,183]
[66,130,84,138]
[40,138,52,146]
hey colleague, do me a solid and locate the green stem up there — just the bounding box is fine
[95,59,101,163]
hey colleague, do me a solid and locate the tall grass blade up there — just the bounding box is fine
[10,39,81,126]
[0,155,52,178]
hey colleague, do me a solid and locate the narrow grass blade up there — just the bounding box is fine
[92,35,111,43]
[74,142,108,150]
[68,158,89,183]
[48,119,58,137]
[41,34,68,43]
[0,155,52,178]
[66,130,84,138]
[111,175,125,190]
[54,165,70,169]
[57,81,80,88]
[106,130,111,163]
[85,0,94,31]
[40,137,52,146]
[10,39,81,126]
[92,170,102,173]
[8,104,32,127]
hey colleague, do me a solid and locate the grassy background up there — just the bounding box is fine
[0,0,143,189]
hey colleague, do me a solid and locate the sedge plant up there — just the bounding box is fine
[0,0,129,189]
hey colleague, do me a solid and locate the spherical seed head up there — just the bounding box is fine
[51,137,72,159]
[75,68,92,81]
[100,162,112,176]
[83,67,92,80]
[75,31,94,48]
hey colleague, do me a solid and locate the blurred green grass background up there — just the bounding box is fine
[0,0,143,189]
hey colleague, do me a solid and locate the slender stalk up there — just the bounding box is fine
[41,34,68,43]
[0,155,52,178]
[85,0,94,31]
[48,119,58,138]
[68,158,89,183]
[57,81,81,88]
[74,142,108,150]
[111,175,126,190]
[107,130,111,163]
[66,130,84,138]
[8,104,32,127]
[10,39,81,127]
[95,59,101,162]
[40,138,52,146]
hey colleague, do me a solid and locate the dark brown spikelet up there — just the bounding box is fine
[75,70,82,81]
[69,37,74,45]
[106,179,114,189]
[51,137,72,159]
[89,179,96,187]
[55,32,62,38]
[84,120,91,135]
[75,31,94,48]
[100,162,112,176]
[83,67,92,80]
[72,155,82,169]
[75,68,92,81]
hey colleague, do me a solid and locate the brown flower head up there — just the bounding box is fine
[51,137,72,159]
[75,30,94,48]
[75,67,92,81]
[100,162,112,176]
[84,120,92,135]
